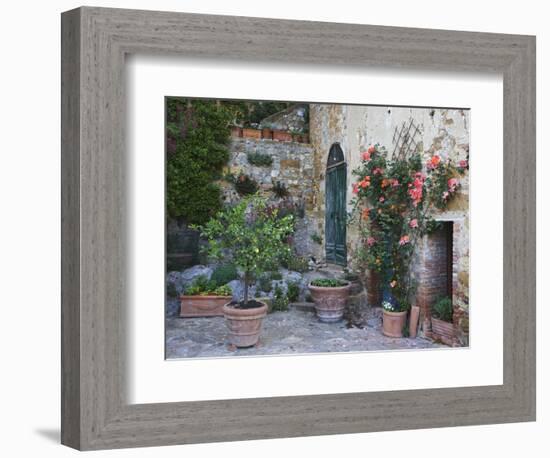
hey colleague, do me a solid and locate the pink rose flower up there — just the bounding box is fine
[409,219,418,228]
[367,237,376,247]
[399,235,410,246]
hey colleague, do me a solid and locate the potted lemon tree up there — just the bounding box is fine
[197,195,294,348]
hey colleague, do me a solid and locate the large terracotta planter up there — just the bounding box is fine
[382,310,407,338]
[223,301,268,348]
[431,317,456,345]
[179,295,233,318]
[308,282,351,323]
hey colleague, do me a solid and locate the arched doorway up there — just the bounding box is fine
[325,143,347,265]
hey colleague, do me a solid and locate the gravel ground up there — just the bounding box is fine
[165,305,443,359]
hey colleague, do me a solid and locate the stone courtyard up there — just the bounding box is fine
[166,304,441,359]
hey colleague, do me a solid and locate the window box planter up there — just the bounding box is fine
[431,317,456,346]
[230,126,242,137]
[272,130,293,142]
[308,280,351,323]
[242,127,262,139]
[261,127,273,140]
[179,295,233,318]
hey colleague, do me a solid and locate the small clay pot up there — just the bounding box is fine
[223,301,268,348]
[308,282,351,323]
[382,310,407,338]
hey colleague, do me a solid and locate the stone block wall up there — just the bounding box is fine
[220,137,317,257]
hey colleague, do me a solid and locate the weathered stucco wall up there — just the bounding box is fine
[308,104,470,341]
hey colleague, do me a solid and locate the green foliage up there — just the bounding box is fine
[166,98,233,224]
[268,270,283,281]
[210,264,239,286]
[258,275,273,293]
[197,195,295,304]
[310,278,348,288]
[286,282,300,302]
[271,181,289,198]
[184,275,232,296]
[272,285,289,312]
[310,233,322,245]
[350,144,465,311]
[432,297,453,322]
[283,255,309,273]
[234,173,259,195]
[247,152,273,167]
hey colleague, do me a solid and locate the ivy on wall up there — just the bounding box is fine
[166,98,234,225]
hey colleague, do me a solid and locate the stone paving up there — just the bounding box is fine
[166,304,443,359]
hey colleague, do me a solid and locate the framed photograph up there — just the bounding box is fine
[61,6,536,450]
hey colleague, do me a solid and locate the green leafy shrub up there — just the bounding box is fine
[271,181,289,198]
[166,98,233,225]
[432,297,453,322]
[184,275,232,296]
[310,233,322,245]
[287,282,300,302]
[247,152,273,167]
[272,286,289,312]
[310,278,349,288]
[197,195,294,304]
[234,173,259,195]
[283,255,309,273]
[258,275,273,293]
[268,271,283,281]
[210,264,238,286]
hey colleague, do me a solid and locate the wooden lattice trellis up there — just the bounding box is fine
[391,118,422,160]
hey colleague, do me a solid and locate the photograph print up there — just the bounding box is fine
[165,98,470,359]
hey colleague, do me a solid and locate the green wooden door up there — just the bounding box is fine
[325,145,347,265]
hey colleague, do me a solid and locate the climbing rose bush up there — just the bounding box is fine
[351,144,466,311]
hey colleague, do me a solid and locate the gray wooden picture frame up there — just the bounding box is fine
[61,6,536,451]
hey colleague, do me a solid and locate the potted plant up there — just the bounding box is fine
[308,278,351,322]
[261,126,273,140]
[431,296,456,345]
[272,130,293,142]
[381,300,408,338]
[230,125,242,137]
[242,126,262,139]
[198,195,294,348]
[179,276,233,317]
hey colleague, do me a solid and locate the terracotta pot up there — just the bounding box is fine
[382,310,407,338]
[223,301,268,348]
[242,127,262,139]
[431,317,456,345]
[308,282,351,323]
[230,126,242,138]
[272,130,293,142]
[179,295,232,318]
[261,127,273,140]
[409,305,420,338]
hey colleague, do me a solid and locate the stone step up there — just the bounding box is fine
[290,302,316,313]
